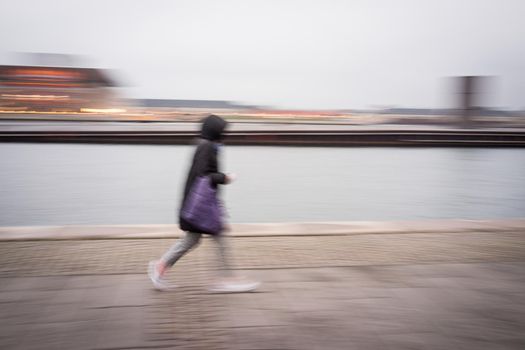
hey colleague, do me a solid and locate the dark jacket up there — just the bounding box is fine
[179,115,228,233]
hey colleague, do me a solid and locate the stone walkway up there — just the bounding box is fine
[1,227,525,349]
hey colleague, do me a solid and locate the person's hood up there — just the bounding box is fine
[200,114,227,141]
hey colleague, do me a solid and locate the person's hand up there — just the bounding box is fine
[225,173,237,184]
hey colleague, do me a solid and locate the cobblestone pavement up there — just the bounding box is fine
[1,231,525,349]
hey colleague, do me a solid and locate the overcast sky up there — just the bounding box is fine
[1,0,524,109]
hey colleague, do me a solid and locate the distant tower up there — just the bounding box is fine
[458,76,479,128]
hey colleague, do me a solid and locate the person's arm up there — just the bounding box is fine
[206,143,228,185]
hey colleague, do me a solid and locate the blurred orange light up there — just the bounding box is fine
[1,94,70,101]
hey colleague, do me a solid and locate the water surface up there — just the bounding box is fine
[1,143,524,226]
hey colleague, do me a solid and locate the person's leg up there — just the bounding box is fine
[156,232,202,276]
[211,234,231,277]
[208,235,260,293]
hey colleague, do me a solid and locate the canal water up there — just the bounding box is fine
[1,143,524,226]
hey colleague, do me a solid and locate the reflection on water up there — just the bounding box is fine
[0,143,524,226]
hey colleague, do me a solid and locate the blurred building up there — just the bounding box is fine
[137,99,256,113]
[0,53,120,113]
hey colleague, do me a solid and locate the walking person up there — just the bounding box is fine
[148,114,259,292]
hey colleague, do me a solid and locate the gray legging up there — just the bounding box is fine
[160,232,230,276]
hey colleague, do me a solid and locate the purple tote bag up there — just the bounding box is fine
[181,176,223,235]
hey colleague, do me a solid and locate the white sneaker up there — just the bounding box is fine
[209,278,260,293]
[148,261,172,291]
